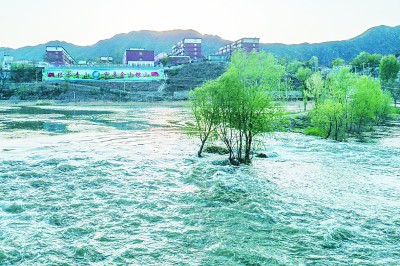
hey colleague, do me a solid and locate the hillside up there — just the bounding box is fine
[165,61,228,92]
[2,25,400,65]
[262,25,400,65]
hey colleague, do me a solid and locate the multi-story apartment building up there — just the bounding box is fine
[46,46,75,66]
[214,38,260,58]
[231,38,260,53]
[122,48,154,67]
[171,38,202,60]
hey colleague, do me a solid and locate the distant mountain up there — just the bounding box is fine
[2,29,230,63]
[2,26,400,65]
[261,25,400,65]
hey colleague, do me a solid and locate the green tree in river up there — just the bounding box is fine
[190,50,285,165]
[190,80,220,157]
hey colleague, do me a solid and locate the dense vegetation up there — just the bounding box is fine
[191,50,398,164]
[308,68,393,141]
[9,63,38,83]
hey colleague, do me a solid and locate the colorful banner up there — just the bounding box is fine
[43,67,164,82]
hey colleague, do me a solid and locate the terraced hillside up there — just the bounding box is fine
[164,61,228,93]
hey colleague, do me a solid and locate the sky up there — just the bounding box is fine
[1,0,400,49]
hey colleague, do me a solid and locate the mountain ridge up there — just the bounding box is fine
[2,25,400,65]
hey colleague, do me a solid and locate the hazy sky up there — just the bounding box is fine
[1,0,400,48]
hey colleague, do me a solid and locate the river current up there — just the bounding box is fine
[0,103,399,265]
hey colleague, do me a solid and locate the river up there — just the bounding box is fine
[0,103,399,265]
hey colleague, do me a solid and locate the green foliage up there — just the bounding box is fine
[305,72,324,107]
[381,77,400,107]
[309,56,319,70]
[287,61,304,74]
[350,52,382,71]
[296,67,312,110]
[190,51,285,165]
[296,67,312,83]
[311,99,347,140]
[189,80,220,157]
[309,68,393,141]
[325,67,356,102]
[10,63,37,83]
[375,90,394,123]
[304,127,325,137]
[348,76,382,132]
[379,55,400,85]
[160,56,170,66]
[331,58,345,67]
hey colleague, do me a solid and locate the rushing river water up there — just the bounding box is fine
[0,103,399,265]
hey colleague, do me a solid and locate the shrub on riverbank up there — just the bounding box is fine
[308,68,393,141]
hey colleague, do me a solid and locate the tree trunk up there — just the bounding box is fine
[197,139,206,157]
[244,134,252,164]
[326,123,332,139]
